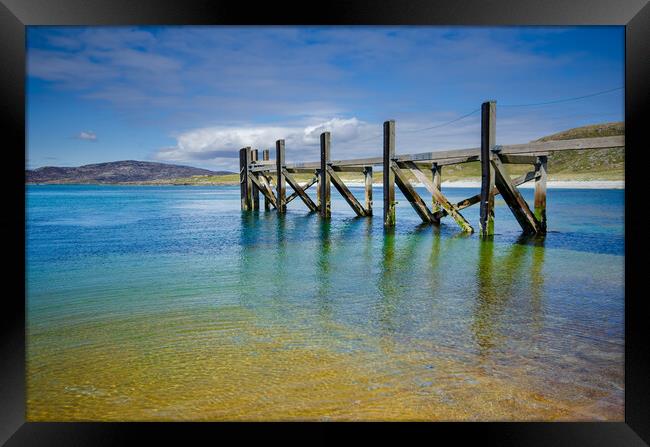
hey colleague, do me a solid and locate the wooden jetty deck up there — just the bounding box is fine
[240,101,624,236]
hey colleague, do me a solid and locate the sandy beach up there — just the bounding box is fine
[440,180,625,189]
[341,180,624,189]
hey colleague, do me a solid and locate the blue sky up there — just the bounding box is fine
[27,26,624,171]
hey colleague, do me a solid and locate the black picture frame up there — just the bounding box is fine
[2,0,648,445]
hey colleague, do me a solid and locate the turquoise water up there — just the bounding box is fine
[26,184,624,421]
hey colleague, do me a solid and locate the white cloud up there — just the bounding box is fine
[303,118,363,144]
[154,117,374,164]
[152,112,562,169]
[76,131,97,141]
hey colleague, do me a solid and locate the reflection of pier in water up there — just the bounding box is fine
[238,211,549,359]
[472,235,546,357]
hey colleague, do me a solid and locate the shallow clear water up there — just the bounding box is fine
[26,184,624,421]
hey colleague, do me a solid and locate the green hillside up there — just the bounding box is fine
[440,121,624,182]
[538,122,624,180]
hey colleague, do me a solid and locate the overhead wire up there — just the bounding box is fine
[352,86,623,141]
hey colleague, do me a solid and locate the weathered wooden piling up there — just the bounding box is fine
[263,149,271,211]
[320,132,331,218]
[479,101,496,237]
[239,148,247,210]
[383,120,396,227]
[239,147,252,211]
[534,155,548,232]
[251,149,260,210]
[364,167,373,215]
[431,163,441,213]
[276,140,286,213]
[316,169,321,210]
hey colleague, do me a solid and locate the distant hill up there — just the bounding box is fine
[26,160,233,184]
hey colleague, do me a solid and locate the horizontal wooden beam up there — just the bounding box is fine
[331,165,370,173]
[497,154,541,165]
[436,156,480,166]
[288,157,382,169]
[498,135,624,155]
[285,167,318,174]
[280,136,623,170]
[250,165,276,173]
[398,147,481,163]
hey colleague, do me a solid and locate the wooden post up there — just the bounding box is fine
[534,155,548,232]
[239,148,247,211]
[320,132,331,218]
[276,140,286,213]
[383,120,396,227]
[479,101,496,237]
[251,149,260,211]
[364,166,373,215]
[239,147,252,211]
[263,149,271,211]
[432,163,441,213]
[316,169,321,210]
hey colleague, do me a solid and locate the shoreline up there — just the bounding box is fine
[443,179,624,189]
[27,179,625,189]
[342,179,625,190]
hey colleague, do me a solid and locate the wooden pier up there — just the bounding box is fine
[240,101,624,236]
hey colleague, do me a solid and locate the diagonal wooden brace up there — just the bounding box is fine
[259,174,277,209]
[283,168,318,212]
[327,166,368,217]
[250,173,277,209]
[391,162,435,223]
[286,175,318,204]
[491,156,541,234]
[401,161,473,233]
[432,170,540,221]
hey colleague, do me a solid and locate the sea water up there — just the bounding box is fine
[26,185,624,421]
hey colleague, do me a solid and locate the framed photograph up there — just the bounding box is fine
[2,0,648,444]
